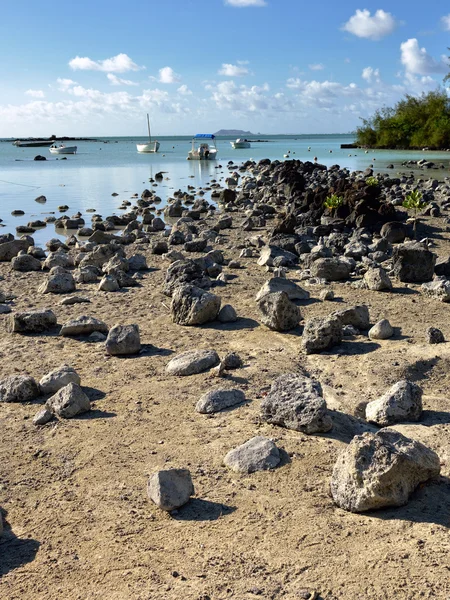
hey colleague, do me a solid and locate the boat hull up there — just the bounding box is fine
[14,140,54,147]
[187,149,218,160]
[49,146,77,154]
[231,142,251,149]
[137,141,160,153]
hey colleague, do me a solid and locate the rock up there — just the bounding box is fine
[164,259,211,297]
[222,352,243,369]
[302,315,343,354]
[60,316,108,337]
[257,246,297,267]
[147,468,194,511]
[98,275,120,292]
[74,266,100,283]
[363,267,393,291]
[59,295,91,305]
[39,272,76,294]
[380,221,409,244]
[434,256,450,278]
[80,244,125,269]
[426,327,444,344]
[166,349,220,376]
[224,436,280,473]
[392,242,436,283]
[260,373,332,433]
[39,365,81,395]
[196,388,245,414]
[33,407,53,426]
[105,324,141,355]
[421,276,450,302]
[257,291,300,332]
[46,383,90,418]
[0,305,11,315]
[217,304,237,323]
[128,254,147,271]
[0,375,39,403]
[170,284,221,326]
[319,289,334,301]
[255,277,310,302]
[43,251,74,270]
[10,254,41,272]
[310,258,352,281]
[365,380,422,426]
[0,239,33,261]
[184,238,208,253]
[88,331,107,342]
[7,309,57,333]
[330,429,441,512]
[368,319,393,340]
[333,305,370,330]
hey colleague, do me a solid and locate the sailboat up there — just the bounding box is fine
[136,114,160,153]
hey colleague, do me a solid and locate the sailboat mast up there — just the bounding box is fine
[147,113,151,143]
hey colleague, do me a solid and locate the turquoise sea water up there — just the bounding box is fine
[0,134,449,245]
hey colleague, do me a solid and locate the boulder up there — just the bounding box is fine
[255,277,310,302]
[302,316,343,354]
[0,375,39,403]
[366,380,423,426]
[39,365,81,395]
[368,319,393,340]
[332,305,370,330]
[128,254,147,271]
[10,254,41,272]
[310,258,352,281]
[60,316,108,337]
[421,276,450,302]
[363,267,392,291]
[7,309,57,333]
[39,272,76,294]
[217,304,238,323]
[74,266,100,283]
[380,221,409,244]
[224,436,280,473]
[257,291,300,332]
[171,284,221,326]
[43,251,74,270]
[257,246,297,267]
[33,407,53,426]
[426,327,444,344]
[164,259,211,297]
[79,244,124,268]
[105,324,141,355]
[147,469,194,511]
[0,239,33,261]
[98,275,120,292]
[46,383,90,418]
[166,349,220,376]
[434,256,450,278]
[330,430,440,512]
[391,242,436,283]
[196,388,245,414]
[260,374,332,433]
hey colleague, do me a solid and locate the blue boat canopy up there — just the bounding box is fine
[194,133,215,139]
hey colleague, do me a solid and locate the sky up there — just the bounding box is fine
[0,0,449,137]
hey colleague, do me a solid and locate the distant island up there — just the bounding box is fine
[214,129,254,136]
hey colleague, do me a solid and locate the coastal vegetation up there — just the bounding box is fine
[355,89,450,150]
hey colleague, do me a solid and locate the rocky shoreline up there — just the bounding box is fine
[1,158,450,599]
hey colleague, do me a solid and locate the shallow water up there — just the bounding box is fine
[1,134,449,246]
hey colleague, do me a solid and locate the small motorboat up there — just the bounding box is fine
[137,114,160,153]
[231,138,251,149]
[49,144,77,154]
[187,134,218,160]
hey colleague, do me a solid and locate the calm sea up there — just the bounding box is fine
[0,134,449,245]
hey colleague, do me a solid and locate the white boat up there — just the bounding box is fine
[13,140,54,147]
[187,134,218,160]
[49,144,77,154]
[231,138,251,149]
[137,114,160,153]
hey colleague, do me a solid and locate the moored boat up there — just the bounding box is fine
[137,114,160,153]
[13,140,54,147]
[49,144,77,155]
[231,138,251,149]
[187,134,218,160]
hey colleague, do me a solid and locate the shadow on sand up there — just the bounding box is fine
[0,510,40,576]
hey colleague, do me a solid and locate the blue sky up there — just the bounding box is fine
[0,0,449,136]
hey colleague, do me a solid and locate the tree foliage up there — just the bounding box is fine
[356,89,450,149]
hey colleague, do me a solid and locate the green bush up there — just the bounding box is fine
[324,194,344,212]
[365,176,379,187]
[356,89,450,149]
[402,190,427,215]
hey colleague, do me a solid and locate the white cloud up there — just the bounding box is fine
[342,9,397,40]
[441,14,450,31]
[400,38,448,75]
[362,67,381,83]
[69,53,142,73]
[225,0,266,6]
[218,63,249,76]
[107,73,138,86]
[158,66,181,83]
[309,63,325,71]
[57,78,77,92]
[25,89,45,98]
[177,84,192,96]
